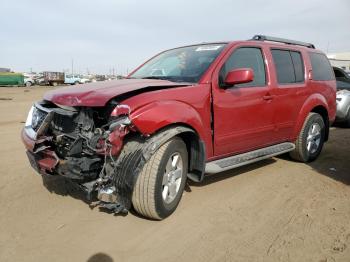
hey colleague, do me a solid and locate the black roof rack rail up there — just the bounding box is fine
[252,35,315,49]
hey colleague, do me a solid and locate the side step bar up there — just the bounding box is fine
[205,142,295,174]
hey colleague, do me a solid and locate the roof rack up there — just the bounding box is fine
[252,35,315,49]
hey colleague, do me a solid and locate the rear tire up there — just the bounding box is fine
[132,137,188,220]
[290,112,325,162]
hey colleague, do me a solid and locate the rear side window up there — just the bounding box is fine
[271,49,305,84]
[309,53,335,81]
[219,47,266,87]
[290,51,304,82]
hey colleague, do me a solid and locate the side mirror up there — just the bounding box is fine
[224,68,254,86]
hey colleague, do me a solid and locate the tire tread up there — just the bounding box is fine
[132,140,170,220]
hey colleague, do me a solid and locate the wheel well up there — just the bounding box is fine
[177,131,206,183]
[140,123,206,183]
[311,105,329,141]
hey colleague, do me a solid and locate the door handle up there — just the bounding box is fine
[263,94,274,101]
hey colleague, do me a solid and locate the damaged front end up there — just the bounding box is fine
[22,100,136,214]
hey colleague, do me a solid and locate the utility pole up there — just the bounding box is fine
[71,58,74,74]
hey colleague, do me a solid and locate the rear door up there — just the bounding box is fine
[267,48,309,141]
[211,45,276,157]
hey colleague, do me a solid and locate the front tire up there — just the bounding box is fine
[290,112,325,162]
[132,137,188,220]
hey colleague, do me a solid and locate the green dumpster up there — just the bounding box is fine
[0,73,24,86]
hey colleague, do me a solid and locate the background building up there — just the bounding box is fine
[0,68,11,73]
[327,52,350,73]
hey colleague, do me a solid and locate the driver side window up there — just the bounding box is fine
[219,47,266,88]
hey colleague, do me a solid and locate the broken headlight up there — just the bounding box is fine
[25,105,35,128]
[110,104,130,117]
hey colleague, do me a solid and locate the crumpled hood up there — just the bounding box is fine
[44,79,190,107]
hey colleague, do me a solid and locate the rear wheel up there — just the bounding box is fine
[132,137,188,220]
[290,112,325,162]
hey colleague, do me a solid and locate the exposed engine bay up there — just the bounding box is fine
[24,100,136,214]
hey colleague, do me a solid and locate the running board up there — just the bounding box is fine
[205,142,295,174]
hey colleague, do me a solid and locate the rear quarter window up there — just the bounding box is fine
[309,53,335,81]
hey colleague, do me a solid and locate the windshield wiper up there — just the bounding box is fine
[141,76,194,83]
[141,76,168,80]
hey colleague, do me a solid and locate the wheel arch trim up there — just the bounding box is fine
[293,94,329,141]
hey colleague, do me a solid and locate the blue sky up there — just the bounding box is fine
[1,0,349,75]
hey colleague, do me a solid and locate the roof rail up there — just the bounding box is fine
[252,35,315,49]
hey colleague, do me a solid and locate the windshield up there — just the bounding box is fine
[130,44,227,83]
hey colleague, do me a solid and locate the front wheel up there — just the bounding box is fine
[132,137,188,220]
[290,112,325,162]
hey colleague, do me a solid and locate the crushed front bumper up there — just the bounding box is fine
[21,128,59,176]
[21,123,131,215]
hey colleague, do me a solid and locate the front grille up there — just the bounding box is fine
[32,107,48,132]
[51,112,78,134]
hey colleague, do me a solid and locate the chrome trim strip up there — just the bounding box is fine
[205,142,295,174]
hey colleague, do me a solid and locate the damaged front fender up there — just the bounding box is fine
[94,126,197,214]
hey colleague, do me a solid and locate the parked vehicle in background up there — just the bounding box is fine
[23,73,35,87]
[79,76,91,84]
[64,74,91,84]
[95,75,107,81]
[65,74,81,85]
[42,71,65,86]
[21,35,336,220]
[333,66,350,91]
[333,66,350,126]
[0,72,24,86]
[24,77,34,87]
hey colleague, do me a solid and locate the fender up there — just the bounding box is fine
[130,100,209,149]
[107,126,206,211]
[292,93,329,140]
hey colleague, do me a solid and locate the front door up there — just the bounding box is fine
[212,45,276,157]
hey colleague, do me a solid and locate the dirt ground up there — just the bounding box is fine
[0,86,350,262]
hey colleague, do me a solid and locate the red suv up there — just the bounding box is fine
[22,35,336,220]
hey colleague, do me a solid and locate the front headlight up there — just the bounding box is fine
[25,106,34,127]
[110,104,130,117]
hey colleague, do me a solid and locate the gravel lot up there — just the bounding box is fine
[1,86,350,262]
